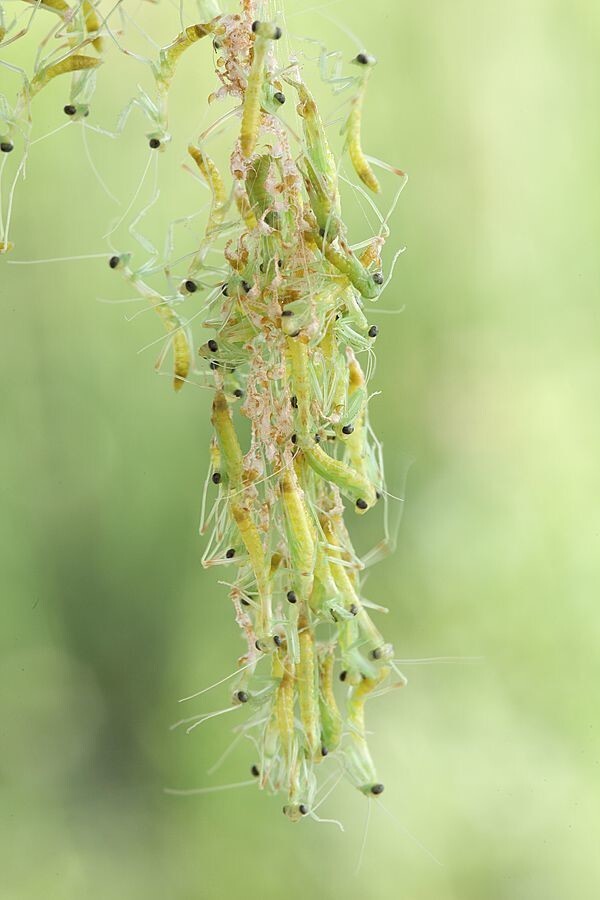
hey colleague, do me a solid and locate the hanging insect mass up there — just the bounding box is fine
[162,5,408,821]
[1,0,408,822]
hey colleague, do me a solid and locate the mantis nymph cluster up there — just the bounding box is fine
[3,0,408,823]
[163,2,405,821]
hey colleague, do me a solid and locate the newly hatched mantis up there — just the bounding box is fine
[240,19,282,157]
[343,52,380,193]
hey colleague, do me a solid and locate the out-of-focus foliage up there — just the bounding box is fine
[1,0,599,897]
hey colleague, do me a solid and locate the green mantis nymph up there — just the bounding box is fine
[240,20,282,157]
[343,52,380,193]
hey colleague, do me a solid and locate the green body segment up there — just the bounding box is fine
[318,649,342,753]
[287,336,312,437]
[240,21,282,158]
[157,22,216,87]
[319,236,380,300]
[297,618,321,760]
[280,467,315,603]
[288,77,342,237]
[303,442,377,511]
[212,392,272,636]
[274,653,296,764]
[311,540,340,617]
[286,326,377,512]
[188,145,227,231]
[187,144,228,275]
[316,322,348,424]
[302,158,342,240]
[287,331,377,508]
[292,80,337,184]
[344,354,368,473]
[346,667,389,792]
[211,391,244,483]
[29,55,102,98]
[344,56,380,194]
[245,154,281,230]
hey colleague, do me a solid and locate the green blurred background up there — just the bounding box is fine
[2,0,600,897]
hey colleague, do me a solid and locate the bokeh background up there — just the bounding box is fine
[2,0,600,897]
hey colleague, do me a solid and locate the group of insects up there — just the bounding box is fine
[1,0,409,824]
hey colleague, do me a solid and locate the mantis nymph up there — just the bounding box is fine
[344,52,380,193]
[240,20,282,157]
